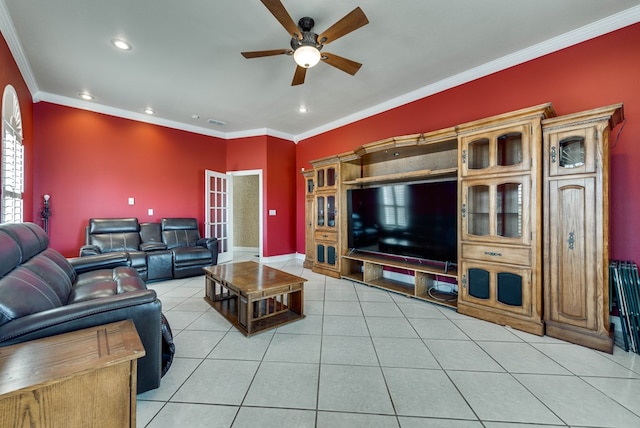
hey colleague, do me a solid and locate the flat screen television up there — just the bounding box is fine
[347,180,457,264]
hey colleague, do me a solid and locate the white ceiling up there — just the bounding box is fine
[1,0,639,141]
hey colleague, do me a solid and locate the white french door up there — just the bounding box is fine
[205,170,232,263]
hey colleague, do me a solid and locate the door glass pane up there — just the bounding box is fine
[317,169,325,188]
[496,183,522,238]
[468,138,490,169]
[467,185,489,236]
[327,196,335,227]
[559,136,585,168]
[317,196,325,226]
[468,268,490,299]
[497,272,523,306]
[307,179,314,193]
[497,132,522,166]
[327,167,336,186]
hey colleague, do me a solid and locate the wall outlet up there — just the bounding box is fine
[148,208,153,216]
[269,209,276,216]
[128,197,135,205]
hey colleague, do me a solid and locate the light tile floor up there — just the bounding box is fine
[137,253,640,427]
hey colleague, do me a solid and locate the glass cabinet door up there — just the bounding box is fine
[316,165,337,189]
[461,124,531,176]
[547,127,596,176]
[462,176,529,245]
[317,196,325,227]
[316,194,337,229]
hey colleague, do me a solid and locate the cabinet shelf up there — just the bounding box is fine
[342,252,458,309]
[342,167,457,186]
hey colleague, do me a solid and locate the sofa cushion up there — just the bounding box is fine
[89,218,139,234]
[21,255,73,305]
[0,223,49,263]
[0,231,21,277]
[69,266,146,303]
[89,232,142,252]
[172,246,213,267]
[0,266,65,326]
[162,229,199,249]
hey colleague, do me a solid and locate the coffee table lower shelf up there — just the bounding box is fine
[204,294,304,336]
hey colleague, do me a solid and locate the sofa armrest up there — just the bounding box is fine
[140,242,168,251]
[196,237,219,265]
[68,252,131,274]
[0,289,162,394]
[79,244,101,257]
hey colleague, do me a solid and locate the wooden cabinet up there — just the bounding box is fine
[0,320,144,428]
[542,104,624,352]
[456,104,554,335]
[301,102,623,349]
[305,159,342,277]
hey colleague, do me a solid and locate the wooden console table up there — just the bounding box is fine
[0,319,145,428]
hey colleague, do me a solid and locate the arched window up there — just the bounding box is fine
[1,85,24,223]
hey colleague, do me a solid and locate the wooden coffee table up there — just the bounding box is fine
[203,261,307,336]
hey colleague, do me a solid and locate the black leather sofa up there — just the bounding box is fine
[81,217,218,281]
[0,222,162,393]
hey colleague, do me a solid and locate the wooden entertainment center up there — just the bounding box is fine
[303,103,624,352]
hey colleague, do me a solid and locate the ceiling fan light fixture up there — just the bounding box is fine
[293,45,321,68]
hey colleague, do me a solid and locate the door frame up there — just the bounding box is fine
[228,169,263,259]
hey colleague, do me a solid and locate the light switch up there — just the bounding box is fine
[128,197,135,205]
[269,209,276,216]
[148,208,154,216]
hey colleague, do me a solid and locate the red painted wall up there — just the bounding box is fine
[265,136,296,257]
[226,135,297,257]
[0,35,34,222]
[33,102,227,256]
[296,23,640,264]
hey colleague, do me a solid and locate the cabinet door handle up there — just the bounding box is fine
[568,232,575,250]
[484,251,502,257]
[461,274,467,289]
[462,149,467,165]
[461,203,466,218]
[550,146,557,163]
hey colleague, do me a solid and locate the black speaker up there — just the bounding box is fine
[468,268,490,299]
[497,272,523,306]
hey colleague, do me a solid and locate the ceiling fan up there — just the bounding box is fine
[241,0,369,86]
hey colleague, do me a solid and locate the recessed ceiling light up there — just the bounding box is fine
[298,106,308,113]
[207,118,226,126]
[111,38,132,51]
[79,92,94,100]
[144,107,155,115]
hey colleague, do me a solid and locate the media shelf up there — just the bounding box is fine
[341,252,458,309]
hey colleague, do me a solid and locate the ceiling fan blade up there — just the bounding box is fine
[292,66,307,86]
[241,49,291,58]
[321,53,362,75]
[317,7,369,45]
[261,0,302,39]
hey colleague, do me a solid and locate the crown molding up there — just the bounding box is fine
[0,0,38,96]
[294,5,640,142]
[37,91,229,138]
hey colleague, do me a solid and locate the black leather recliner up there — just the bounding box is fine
[81,218,218,281]
[0,222,162,393]
[80,218,149,281]
[161,218,219,278]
